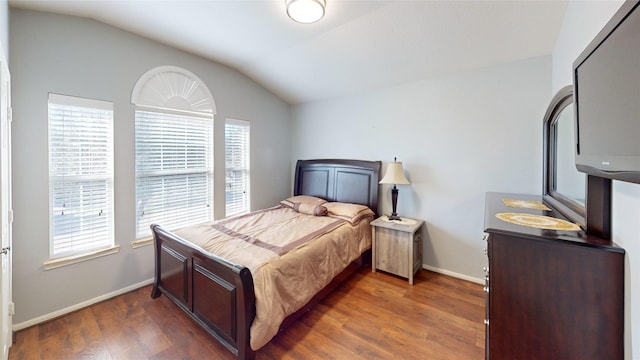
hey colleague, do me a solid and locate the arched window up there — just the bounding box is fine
[132,66,216,239]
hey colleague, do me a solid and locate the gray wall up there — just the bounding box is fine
[291,56,551,282]
[553,1,637,358]
[9,9,291,325]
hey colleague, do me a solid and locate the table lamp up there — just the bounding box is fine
[379,157,410,221]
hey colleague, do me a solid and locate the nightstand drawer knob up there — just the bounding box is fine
[483,286,489,293]
[484,319,489,326]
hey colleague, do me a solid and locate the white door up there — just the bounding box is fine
[0,56,13,359]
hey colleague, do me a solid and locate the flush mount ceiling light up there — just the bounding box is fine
[286,0,326,24]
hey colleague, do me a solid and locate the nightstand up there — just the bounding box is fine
[371,216,424,285]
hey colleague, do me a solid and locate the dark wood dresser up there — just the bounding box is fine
[483,192,625,360]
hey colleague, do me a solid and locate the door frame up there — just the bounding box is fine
[0,47,13,359]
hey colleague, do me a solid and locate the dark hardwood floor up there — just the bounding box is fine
[9,268,485,359]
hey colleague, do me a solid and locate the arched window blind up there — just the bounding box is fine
[132,66,215,239]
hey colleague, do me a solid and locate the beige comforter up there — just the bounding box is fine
[173,205,373,350]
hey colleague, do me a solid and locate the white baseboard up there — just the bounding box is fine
[422,264,484,285]
[12,278,154,331]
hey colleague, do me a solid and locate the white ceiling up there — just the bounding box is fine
[9,0,568,104]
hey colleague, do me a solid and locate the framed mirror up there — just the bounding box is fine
[543,85,586,227]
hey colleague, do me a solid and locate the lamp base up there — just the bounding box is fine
[387,186,402,221]
[387,214,402,221]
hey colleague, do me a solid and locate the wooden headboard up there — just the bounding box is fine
[293,159,381,215]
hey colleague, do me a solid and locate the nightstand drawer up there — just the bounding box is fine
[374,227,409,277]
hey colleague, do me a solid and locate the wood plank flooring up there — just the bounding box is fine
[9,268,485,359]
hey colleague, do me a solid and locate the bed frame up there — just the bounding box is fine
[150,159,381,360]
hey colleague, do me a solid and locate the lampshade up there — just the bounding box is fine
[286,0,326,24]
[379,162,410,185]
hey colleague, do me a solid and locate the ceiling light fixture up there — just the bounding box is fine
[286,0,326,24]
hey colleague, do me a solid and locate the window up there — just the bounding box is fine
[132,66,216,240]
[225,119,250,216]
[135,110,213,238]
[48,93,115,259]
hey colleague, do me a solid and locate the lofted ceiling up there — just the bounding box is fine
[8,0,568,104]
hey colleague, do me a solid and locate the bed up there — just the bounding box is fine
[150,159,381,360]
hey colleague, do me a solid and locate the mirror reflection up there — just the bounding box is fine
[553,104,585,206]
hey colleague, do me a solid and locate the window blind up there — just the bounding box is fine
[135,110,213,238]
[48,93,114,258]
[225,119,250,217]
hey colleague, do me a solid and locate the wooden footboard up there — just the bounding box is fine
[151,223,369,360]
[150,224,257,360]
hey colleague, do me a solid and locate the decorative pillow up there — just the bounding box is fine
[324,202,375,225]
[280,195,328,216]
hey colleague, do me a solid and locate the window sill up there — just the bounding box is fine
[132,237,153,248]
[43,245,120,271]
